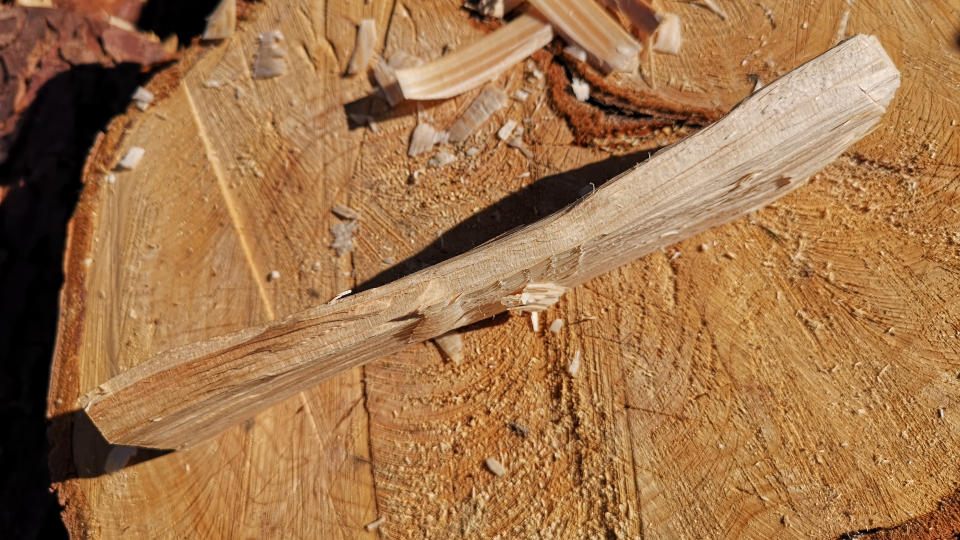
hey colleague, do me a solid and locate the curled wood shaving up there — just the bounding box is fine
[202,0,236,40]
[528,0,641,74]
[448,86,507,143]
[253,31,287,79]
[395,13,553,100]
[347,19,377,75]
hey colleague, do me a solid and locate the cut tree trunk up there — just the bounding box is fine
[48,0,960,538]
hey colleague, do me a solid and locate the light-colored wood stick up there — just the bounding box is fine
[79,35,899,449]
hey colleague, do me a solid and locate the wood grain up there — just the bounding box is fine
[47,0,960,537]
[80,34,899,450]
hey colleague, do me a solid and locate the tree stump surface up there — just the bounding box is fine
[47,1,960,538]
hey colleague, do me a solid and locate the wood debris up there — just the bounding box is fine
[835,9,851,44]
[653,13,683,55]
[571,77,590,101]
[267,270,280,281]
[563,45,588,63]
[331,204,362,221]
[202,0,236,40]
[448,87,507,143]
[512,88,530,101]
[395,13,552,100]
[328,290,352,303]
[330,220,359,256]
[253,31,287,79]
[364,517,386,531]
[433,332,464,364]
[117,147,145,170]
[529,0,642,74]
[131,86,154,111]
[347,19,376,75]
[507,136,533,158]
[530,311,540,332]
[485,457,507,476]
[497,119,518,141]
[373,51,423,106]
[409,123,442,156]
[429,150,457,168]
[463,0,521,18]
[567,349,582,375]
[502,282,569,312]
[548,318,564,333]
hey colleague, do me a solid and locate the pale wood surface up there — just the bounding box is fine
[48,0,960,538]
[80,34,899,450]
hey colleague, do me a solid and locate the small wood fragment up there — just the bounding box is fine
[448,86,507,143]
[409,123,441,156]
[202,0,236,41]
[691,0,728,20]
[502,282,568,312]
[331,204,362,221]
[567,349,582,375]
[529,0,642,74]
[653,13,683,55]
[131,86,154,111]
[485,457,507,476]
[253,31,287,79]
[497,119,518,141]
[548,319,564,333]
[429,151,457,168]
[364,517,386,531]
[571,77,590,101]
[117,147,145,170]
[347,19,376,75]
[433,332,464,364]
[464,0,522,18]
[395,14,552,100]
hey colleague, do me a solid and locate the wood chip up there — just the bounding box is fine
[364,517,386,531]
[485,457,507,476]
[563,44,588,62]
[653,13,683,55]
[395,14,552,100]
[372,51,422,106]
[567,349,581,375]
[497,119,518,141]
[433,332,464,364]
[512,89,530,101]
[267,270,280,281]
[331,204,362,221]
[571,77,590,101]
[117,147,145,170]
[330,220,358,256]
[598,0,661,39]
[448,87,507,143]
[202,0,236,40]
[529,0,642,73]
[253,31,287,79]
[502,282,568,312]
[548,319,564,333]
[131,86,154,111]
[409,123,440,156]
[429,150,457,168]
[347,19,376,75]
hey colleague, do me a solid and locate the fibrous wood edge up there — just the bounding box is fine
[80,35,900,449]
[395,13,553,100]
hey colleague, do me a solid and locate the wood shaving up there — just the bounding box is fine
[563,45,588,62]
[253,31,287,79]
[834,9,851,44]
[653,13,683,55]
[328,290,352,303]
[396,14,552,100]
[409,123,440,156]
[433,332,464,364]
[508,136,533,158]
[267,270,280,281]
[529,0,642,74]
[117,147,145,170]
[330,220,359,256]
[502,282,568,312]
[549,318,564,333]
[331,204,362,221]
[448,86,507,143]
[512,89,530,101]
[373,51,423,106]
[429,151,457,168]
[202,0,236,40]
[131,86,154,111]
[690,0,728,20]
[567,349,582,375]
[571,77,590,101]
[347,19,376,75]
[485,457,507,476]
[365,517,386,531]
[497,119,518,141]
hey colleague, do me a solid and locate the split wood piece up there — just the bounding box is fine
[79,35,899,449]
[395,13,553,100]
[528,0,642,74]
